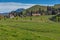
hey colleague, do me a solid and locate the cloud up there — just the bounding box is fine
[0,2,54,13]
[0,2,35,13]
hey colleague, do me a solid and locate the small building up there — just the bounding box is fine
[32,13,41,16]
[9,13,15,18]
[32,11,41,16]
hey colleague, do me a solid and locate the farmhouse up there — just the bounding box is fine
[9,13,15,18]
[32,13,41,16]
[32,11,41,16]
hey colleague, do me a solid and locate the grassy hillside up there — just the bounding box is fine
[22,5,47,14]
[22,4,60,15]
[0,15,60,40]
[54,4,60,8]
[27,5,47,11]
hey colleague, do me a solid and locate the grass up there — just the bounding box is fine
[0,15,60,40]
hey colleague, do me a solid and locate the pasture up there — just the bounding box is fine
[0,15,60,40]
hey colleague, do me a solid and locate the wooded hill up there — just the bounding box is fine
[22,5,47,15]
[22,4,60,16]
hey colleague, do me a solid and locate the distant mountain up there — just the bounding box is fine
[0,13,9,16]
[0,8,25,16]
[15,8,25,12]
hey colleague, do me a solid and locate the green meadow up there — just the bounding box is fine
[0,15,60,40]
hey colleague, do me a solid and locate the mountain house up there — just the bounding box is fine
[32,11,41,16]
[9,13,15,18]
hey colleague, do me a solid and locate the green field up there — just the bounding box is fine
[0,15,60,40]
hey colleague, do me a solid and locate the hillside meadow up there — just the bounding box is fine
[0,15,60,40]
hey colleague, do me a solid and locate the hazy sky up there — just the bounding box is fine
[0,0,60,13]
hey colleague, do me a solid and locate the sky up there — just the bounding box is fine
[0,0,60,13]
